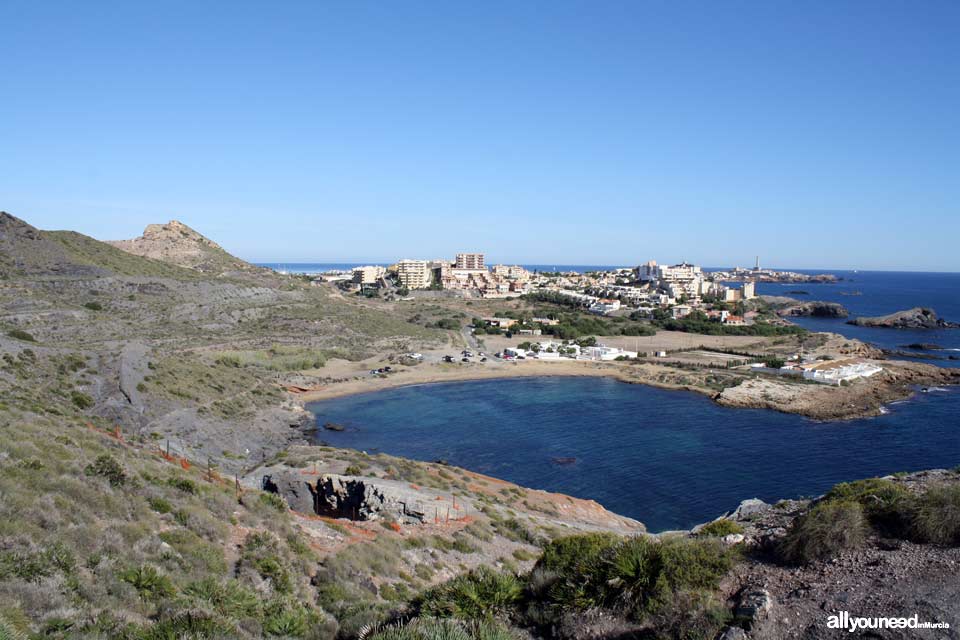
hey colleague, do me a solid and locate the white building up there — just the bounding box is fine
[578,345,638,361]
[352,265,386,285]
[797,359,883,385]
[589,299,622,315]
[659,262,703,299]
[396,259,432,289]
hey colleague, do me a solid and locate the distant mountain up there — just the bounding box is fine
[0,211,200,279]
[107,220,270,278]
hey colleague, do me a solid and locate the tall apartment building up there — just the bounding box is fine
[637,260,658,281]
[352,265,386,285]
[658,262,703,299]
[396,259,432,289]
[455,253,485,270]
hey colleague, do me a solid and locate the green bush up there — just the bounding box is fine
[137,611,238,640]
[84,454,126,486]
[607,536,735,618]
[533,532,620,609]
[147,496,173,514]
[419,566,523,620]
[344,465,362,476]
[779,500,867,564]
[696,519,744,537]
[366,618,518,640]
[167,476,199,494]
[912,484,960,545]
[83,301,103,311]
[119,564,176,600]
[6,329,35,342]
[260,492,288,512]
[824,478,915,536]
[182,578,261,618]
[70,391,94,409]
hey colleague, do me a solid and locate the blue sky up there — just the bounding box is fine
[1,1,958,270]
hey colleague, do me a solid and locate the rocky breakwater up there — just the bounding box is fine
[849,307,959,329]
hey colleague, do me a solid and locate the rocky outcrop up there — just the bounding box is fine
[849,307,958,329]
[261,472,431,523]
[108,220,269,278]
[777,300,849,318]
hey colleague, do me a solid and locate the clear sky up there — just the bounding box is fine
[1,1,958,270]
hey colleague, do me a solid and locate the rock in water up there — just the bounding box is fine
[849,307,959,329]
[323,422,346,432]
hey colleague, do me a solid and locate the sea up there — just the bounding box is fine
[281,262,960,530]
[308,377,960,532]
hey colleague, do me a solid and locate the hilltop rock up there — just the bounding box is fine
[848,307,958,329]
[777,300,849,319]
[108,220,269,278]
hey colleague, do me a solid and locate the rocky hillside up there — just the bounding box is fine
[2,211,959,640]
[108,219,275,281]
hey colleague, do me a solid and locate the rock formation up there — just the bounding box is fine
[776,300,849,318]
[108,220,265,277]
[848,307,958,329]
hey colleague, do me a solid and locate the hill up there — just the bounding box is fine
[0,211,105,278]
[108,220,273,279]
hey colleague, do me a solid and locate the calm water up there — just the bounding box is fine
[754,271,960,367]
[309,377,960,532]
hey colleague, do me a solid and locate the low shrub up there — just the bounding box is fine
[119,564,176,600]
[83,301,103,311]
[779,500,867,564]
[84,454,126,486]
[418,566,523,620]
[260,492,288,512]
[912,484,960,545]
[824,478,915,536]
[70,391,94,409]
[696,519,744,537]
[167,476,199,494]
[607,536,735,618]
[6,329,35,342]
[147,496,173,514]
[365,617,518,640]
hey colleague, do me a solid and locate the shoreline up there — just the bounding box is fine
[292,357,959,421]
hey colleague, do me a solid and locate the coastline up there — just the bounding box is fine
[292,357,959,421]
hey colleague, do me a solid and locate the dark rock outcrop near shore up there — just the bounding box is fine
[776,300,849,319]
[849,307,959,329]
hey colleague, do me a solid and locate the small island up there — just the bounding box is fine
[848,307,959,329]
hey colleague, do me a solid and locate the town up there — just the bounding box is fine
[305,254,883,386]
[315,253,831,324]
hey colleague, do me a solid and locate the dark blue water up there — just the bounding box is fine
[753,271,960,367]
[309,377,960,532]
